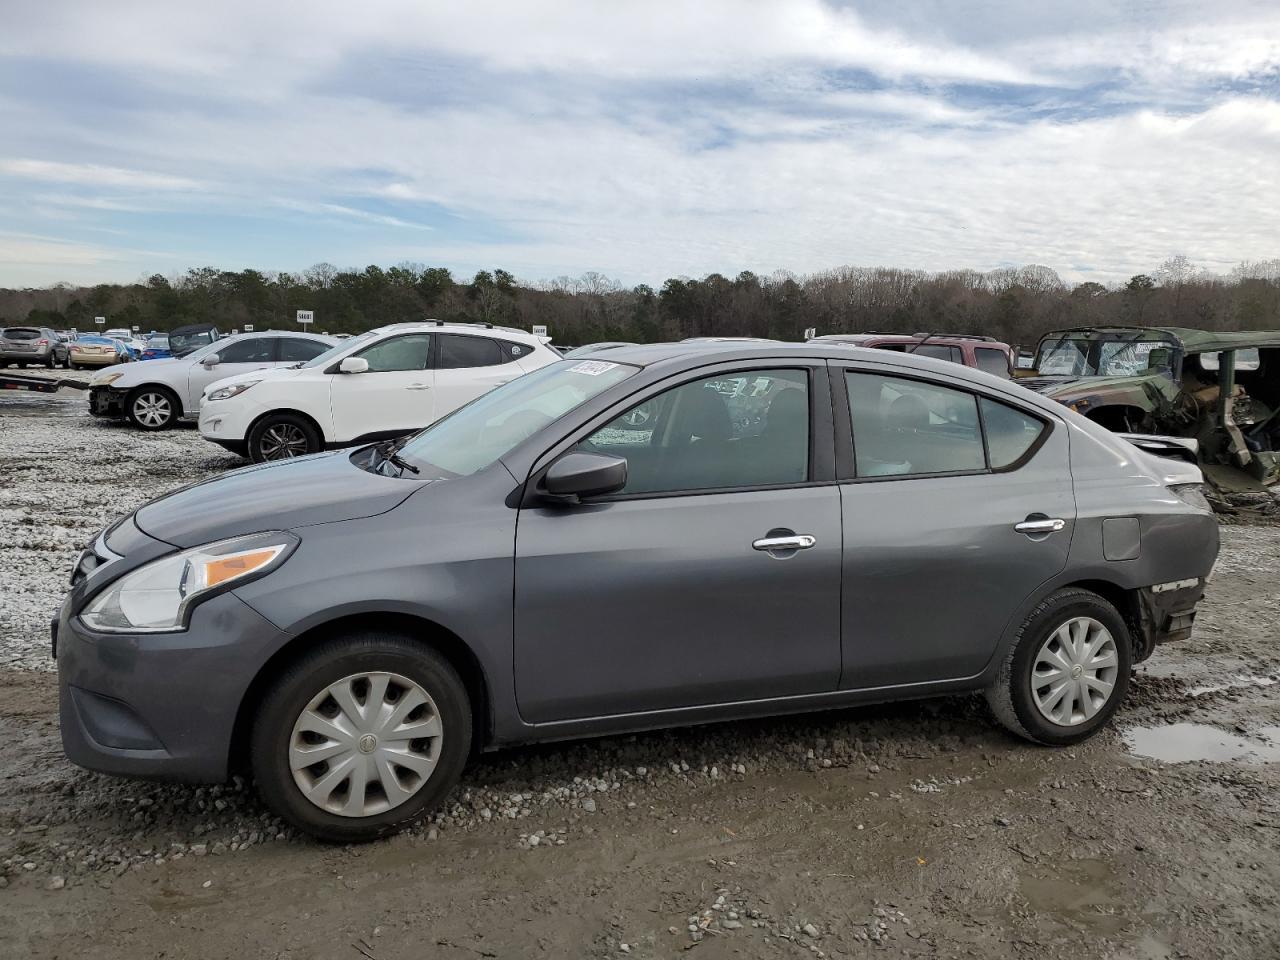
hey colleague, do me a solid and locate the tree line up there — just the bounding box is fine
[2,256,1279,348]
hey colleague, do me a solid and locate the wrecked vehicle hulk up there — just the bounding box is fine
[1020,326,1280,510]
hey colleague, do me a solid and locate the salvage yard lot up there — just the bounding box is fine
[2,383,1279,959]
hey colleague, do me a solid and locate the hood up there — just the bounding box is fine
[133,450,419,548]
[96,354,189,386]
[201,365,307,400]
[1021,372,1170,406]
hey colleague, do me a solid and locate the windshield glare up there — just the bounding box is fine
[396,359,638,478]
[302,330,377,368]
[1036,337,1174,378]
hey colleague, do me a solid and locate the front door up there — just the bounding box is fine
[328,333,436,442]
[514,364,842,723]
[835,366,1076,687]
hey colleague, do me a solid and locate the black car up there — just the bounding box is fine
[0,326,71,368]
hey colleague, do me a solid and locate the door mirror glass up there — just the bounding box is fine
[544,452,628,498]
[339,356,370,374]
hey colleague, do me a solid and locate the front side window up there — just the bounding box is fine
[846,373,984,477]
[357,334,432,372]
[579,369,809,495]
[437,334,505,369]
[278,337,330,362]
[216,337,275,364]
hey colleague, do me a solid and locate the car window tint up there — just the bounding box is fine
[912,344,961,363]
[437,334,504,369]
[216,337,275,363]
[975,348,1011,377]
[980,398,1046,469]
[846,372,984,477]
[579,369,809,494]
[356,334,432,372]
[494,339,527,361]
[278,337,329,362]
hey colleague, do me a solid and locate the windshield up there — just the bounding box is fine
[302,330,378,368]
[171,329,219,356]
[1035,336,1174,378]
[395,359,638,478]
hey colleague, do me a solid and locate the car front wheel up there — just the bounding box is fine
[248,413,322,462]
[986,588,1131,746]
[251,634,471,843]
[127,387,180,430]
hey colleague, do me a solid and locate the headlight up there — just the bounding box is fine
[91,372,124,387]
[79,531,298,633]
[207,380,260,402]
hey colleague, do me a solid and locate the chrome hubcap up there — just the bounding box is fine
[259,423,309,459]
[1032,616,1119,726]
[133,393,171,427]
[289,672,443,818]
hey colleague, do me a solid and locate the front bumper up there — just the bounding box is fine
[199,396,266,446]
[88,386,128,417]
[56,590,291,783]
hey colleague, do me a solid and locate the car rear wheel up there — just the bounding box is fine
[126,387,180,430]
[44,354,55,369]
[250,634,471,843]
[248,413,321,463]
[986,588,1131,746]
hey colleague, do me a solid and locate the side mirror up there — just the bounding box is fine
[543,452,627,500]
[339,356,369,374]
[201,353,221,367]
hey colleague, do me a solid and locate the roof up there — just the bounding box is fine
[1038,326,1280,354]
[812,333,1011,348]
[377,320,545,341]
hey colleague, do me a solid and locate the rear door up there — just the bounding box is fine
[328,333,435,442]
[432,334,527,419]
[513,360,842,722]
[834,363,1076,687]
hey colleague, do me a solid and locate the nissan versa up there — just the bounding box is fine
[55,342,1219,842]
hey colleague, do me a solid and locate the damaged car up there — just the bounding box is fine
[1022,326,1280,507]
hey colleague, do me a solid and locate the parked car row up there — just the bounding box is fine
[57,336,1220,843]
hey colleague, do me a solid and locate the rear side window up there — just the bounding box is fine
[980,398,1046,468]
[846,373,984,477]
[437,334,504,369]
[278,338,329,362]
[356,334,432,372]
[975,348,1011,377]
[216,338,275,363]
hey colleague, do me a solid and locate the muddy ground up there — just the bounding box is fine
[2,382,1279,959]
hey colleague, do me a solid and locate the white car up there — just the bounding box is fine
[87,331,338,430]
[198,321,561,461]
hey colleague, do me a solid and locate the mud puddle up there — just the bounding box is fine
[1124,722,1280,763]
[1187,674,1278,697]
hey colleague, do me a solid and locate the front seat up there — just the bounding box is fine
[662,387,735,490]
[751,388,808,483]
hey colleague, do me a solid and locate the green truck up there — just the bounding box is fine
[1022,326,1280,508]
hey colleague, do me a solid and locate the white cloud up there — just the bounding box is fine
[0,159,202,191]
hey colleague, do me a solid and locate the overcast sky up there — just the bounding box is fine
[1,1,1278,288]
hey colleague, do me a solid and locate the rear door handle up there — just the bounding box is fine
[1014,518,1065,535]
[752,534,816,552]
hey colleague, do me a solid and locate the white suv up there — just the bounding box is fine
[88,330,338,430]
[198,321,560,461]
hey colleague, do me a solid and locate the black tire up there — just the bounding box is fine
[250,634,471,843]
[16,362,26,369]
[126,386,181,431]
[248,412,322,463]
[71,362,83,370]
[45,354,55,369]
[986,588,1132,746]
[62,352,72,369]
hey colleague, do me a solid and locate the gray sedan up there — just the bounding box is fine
[55,342,1219,841]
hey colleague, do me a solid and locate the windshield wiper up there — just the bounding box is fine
[372,437,419,476]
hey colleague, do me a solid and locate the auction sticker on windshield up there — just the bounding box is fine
[569,360,619,376]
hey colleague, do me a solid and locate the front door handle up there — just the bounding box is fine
[1014,518,1065,535]
[752,534,816,553]
[406,383,431,391]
